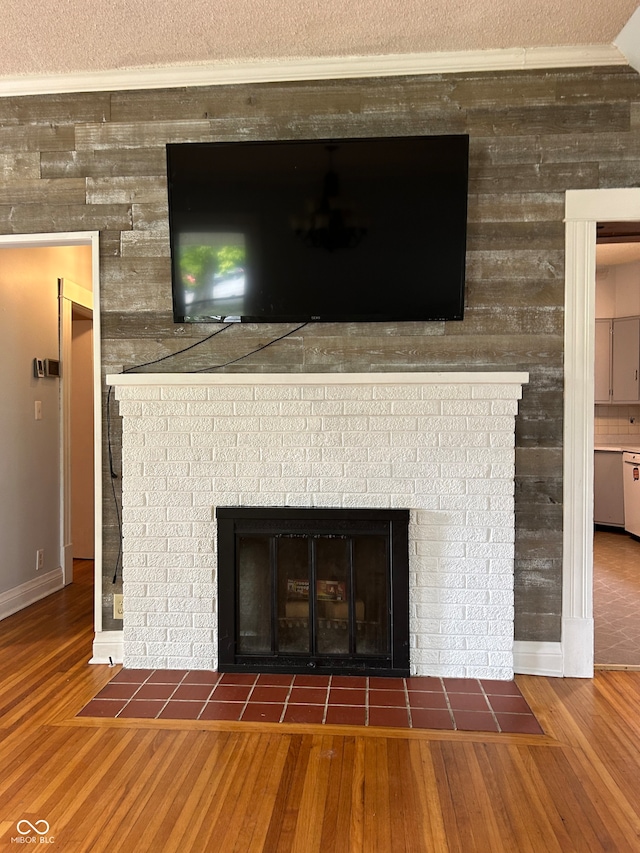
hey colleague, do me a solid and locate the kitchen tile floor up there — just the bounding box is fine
[594,529,640,666]
[78,670,543,734]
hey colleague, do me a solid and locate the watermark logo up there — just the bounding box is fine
[11,820,54,844]
[17,822,49,836]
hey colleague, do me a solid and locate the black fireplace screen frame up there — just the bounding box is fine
[216,507,410,677]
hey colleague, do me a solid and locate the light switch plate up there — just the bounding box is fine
[113,594,123,620]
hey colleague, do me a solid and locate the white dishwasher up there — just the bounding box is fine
[622,451,640,537]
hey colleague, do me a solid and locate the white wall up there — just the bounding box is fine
[595,269,616,318]
[595,260,640,318]
[0,246,91,602]
[614,260,640,316]
[71,318,94,558]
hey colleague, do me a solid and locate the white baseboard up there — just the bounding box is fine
[90,630,124,665]
[561,617,594,678]
[513,641,564,677]
[0,568,64,621]
[89,635,581,678]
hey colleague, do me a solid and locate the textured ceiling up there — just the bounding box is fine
[1,0,638,78]
[2,6,637,257]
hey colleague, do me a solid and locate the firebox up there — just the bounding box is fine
[216,507,410,677]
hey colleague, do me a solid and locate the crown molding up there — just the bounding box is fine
[0,44,628,98]
[615,6,640,72]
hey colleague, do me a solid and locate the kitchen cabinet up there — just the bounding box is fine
[595,319,612,403]
[612,317,640,402]
[594,449,625,527]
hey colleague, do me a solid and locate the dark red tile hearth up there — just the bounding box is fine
[496,713,544,735]
[480,679,523,696]
[78,699,128,717]
[218,673,257,685]
[325,705,367,726]
[118,700,166,719]
[147,670,187,683]
[251,686,290,703]
[328,688,367,705]
[134,683,177,700]
[405,676,442,691]
[256,674,294,687]
[158,701,205,720]
[111,668,155,683]
[443,678,483,693]
[211,684,252,702]
[331,676,367,688]
[183,671,221,686]
[283,704,325,724]
[95,682,140,701]
[241,703,285,723]
[368,706,410,728]
[411,708,455,730]
[369,677,405,690]
[447,692,491,712]
[288,686,328,705]
[453,711,499,732]
[200,702,244,721]
[369,688,407,707]
[407,690,448,710]
[172,684,214,701]
[292,675,331,688]
[488,695,534,714]
[77,670,543,735]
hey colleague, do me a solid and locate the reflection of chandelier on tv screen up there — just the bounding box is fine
[291,145,368,252]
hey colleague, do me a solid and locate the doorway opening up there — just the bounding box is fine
[564,188,640,677]
[593,220,640,668]
[0,232,101,634]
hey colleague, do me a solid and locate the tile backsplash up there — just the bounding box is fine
[595,405,640,436]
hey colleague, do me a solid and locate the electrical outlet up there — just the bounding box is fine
[113,594,124,620]
[36,549,44,571]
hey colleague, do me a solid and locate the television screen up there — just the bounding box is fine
[166,135,469,323]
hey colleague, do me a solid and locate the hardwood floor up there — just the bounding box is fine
[1,561,640,852]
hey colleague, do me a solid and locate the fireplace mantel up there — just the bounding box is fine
[107,371,528,679]
[108,371,529,388]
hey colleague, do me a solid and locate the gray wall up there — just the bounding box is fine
[0,66,638,636]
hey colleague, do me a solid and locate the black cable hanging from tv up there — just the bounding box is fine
[107,321,309,583]
[122,323,233,373]
[190,322,308,372]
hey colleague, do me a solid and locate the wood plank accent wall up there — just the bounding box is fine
[1,67,639,639]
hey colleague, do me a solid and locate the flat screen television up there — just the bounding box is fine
[166,134,469,324]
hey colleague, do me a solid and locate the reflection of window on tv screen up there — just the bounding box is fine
[167,135,469,324]
[176,233,247,322]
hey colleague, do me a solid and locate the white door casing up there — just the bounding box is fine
[563,189,640,677]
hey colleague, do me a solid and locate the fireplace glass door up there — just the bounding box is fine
[217,508,409,676]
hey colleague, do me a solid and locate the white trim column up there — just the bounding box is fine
[563,217,596,677]
[563,189,640,677]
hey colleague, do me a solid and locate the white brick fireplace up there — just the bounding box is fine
[107,371,528,680]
